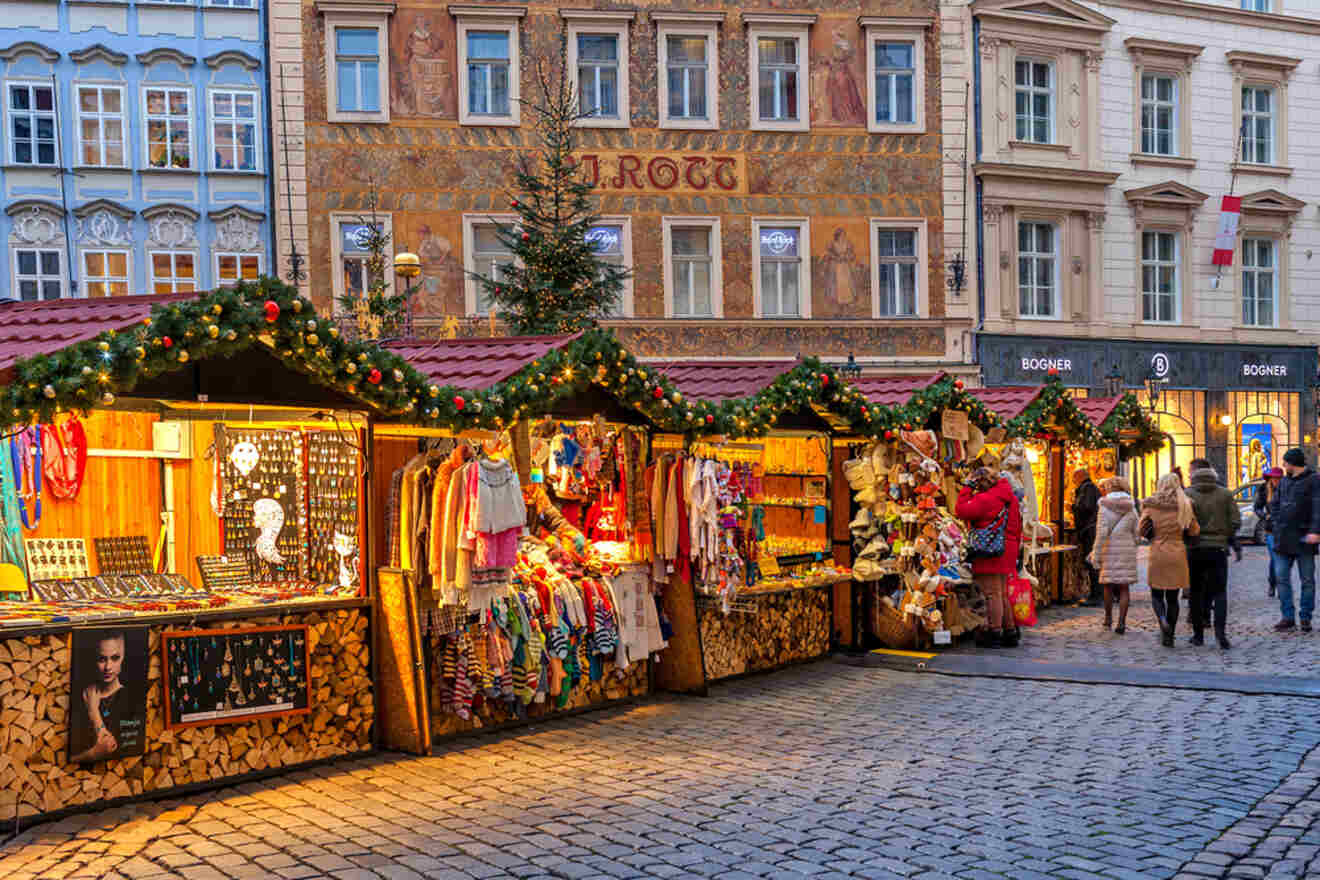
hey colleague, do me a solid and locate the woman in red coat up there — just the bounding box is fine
[955,467,1024,648]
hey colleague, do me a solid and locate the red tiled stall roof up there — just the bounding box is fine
[0,293,194,383]
[851,372,946,407]
[1076,396,1122,427]
[966,385,1043,421]
[388,333,582,390]
[649,360,798,401]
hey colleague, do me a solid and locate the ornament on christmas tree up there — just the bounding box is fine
[263,301,280,323]
[454,396,465,410]
[162,336,173,349]
[367,368,382,385]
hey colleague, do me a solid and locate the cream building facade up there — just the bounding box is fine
[942,0,1320,487]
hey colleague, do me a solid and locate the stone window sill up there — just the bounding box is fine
[1230,161,1293,178]
[1130,153,1196,169]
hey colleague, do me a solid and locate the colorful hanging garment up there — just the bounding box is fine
[43,417,87,500]
[9,427,42,530]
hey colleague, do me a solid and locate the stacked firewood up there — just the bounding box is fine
[699,587,831,681]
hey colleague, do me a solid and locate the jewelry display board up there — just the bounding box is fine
[25,538,90,581]
[161,625,310,729]
[306,430,360,591]
[94,536,153,575]
[31,573,199,602]
[196,555,252,591]
[215,426,307,581]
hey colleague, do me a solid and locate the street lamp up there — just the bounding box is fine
[394,249,421,338]
[841,353,863,380]
[1103,364,1123,398]
[1143,369,1162,413]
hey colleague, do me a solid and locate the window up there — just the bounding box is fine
[143,87,192,170]
[1241,86,1274,164]
[150,251,197,294]
[862,19,928,133]
[655,16,721,130]
[469,223,512,315]
[564,14,633,128]
[1140,74,1177,156]
[875,229,917,317]
[1014,60,1053,144]
[454,9,524,126]
[211,90,258,171]
[1242,0,1271,10]
[873,43,914,126]
[335,28,380,114]
[8,83,57,166]
[13,249,62,301]
[586,219,633,317]
[745,19,809,132]
[331,213,394,313]
[76,85,125,168]
[1141,231,1178,323]
[209,0,254,6]
[752,220,809,318]
[662,218,722,317]
[1017,222,1057,318]
[216,253,261,287]
[1241,238,1275,326]
[82,250,129,298]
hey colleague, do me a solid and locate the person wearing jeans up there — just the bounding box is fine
[1255,467,1282,598]
[1270,448,1320,632]
[1184,460,1241,650]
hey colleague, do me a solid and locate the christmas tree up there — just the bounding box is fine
[473,37,629,334]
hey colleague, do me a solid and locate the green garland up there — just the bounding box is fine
[0,279,1161,454]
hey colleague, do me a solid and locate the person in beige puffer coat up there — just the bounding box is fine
[1089,476,1139,633]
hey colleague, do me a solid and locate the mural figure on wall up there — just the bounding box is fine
[811,27,866,127]
[1241,426,1272,483]
[814,227,869,318]
[392,12,454,118]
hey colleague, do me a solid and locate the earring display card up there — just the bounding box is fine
[215,425,307,582]
[94,536,154,575]
[196,555,252,592]
[25,538,90,581]
[306,431,360,591]
[161,625,311,729]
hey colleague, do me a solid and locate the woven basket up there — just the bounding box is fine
[872,599,918,650]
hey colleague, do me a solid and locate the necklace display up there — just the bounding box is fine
[164,626,310,727]
[306,431,359,590]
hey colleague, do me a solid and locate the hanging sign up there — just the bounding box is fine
[1212,196,1242,266]
[940,410,969,443]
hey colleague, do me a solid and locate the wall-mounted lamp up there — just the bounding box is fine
[1219,414,1233,427]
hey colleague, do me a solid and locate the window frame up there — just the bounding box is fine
[1139,228,1181,325]
[746,16,812,133]
[330,211,396,314]
[208,87,261,173]
[654,14,723,132]
[461,213,518,316]
[861,18,929,135]
[750,217,810,319]
[1240,84,1275,166]
[1125,39,1201,169]
[81,248,131,298]
[1226,51,1298,176]
[140,84,194,171]
[74,83,127,169]
[1014,218,1060,320]
[215,251,263,288]
[587,215,633,318]
[148,250,199,295]
[661,216,723,318]
[1012,57,1055,145]
[11,247,65,302]
[454,7,525,127]
[1139,73,1178,157]
[868,217,929,320]
[6,80,60,168]
[563,11,633,130]
[1240,236,1277,328]
[320,8,391,125]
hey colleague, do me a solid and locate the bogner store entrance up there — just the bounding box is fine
[978,336,1317,496]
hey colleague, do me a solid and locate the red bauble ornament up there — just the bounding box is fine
[884,430,895,440]
[367,368,382,385]
[903,422,912,430]
[1047,367,1059,377]
[821,374,830,385]
[551,376,561,385]
[705,414,714,424]
[511,199,519,208]
[954,379,964,390]
[454,396,466,410]
[263,300,280,323]
[652,387,664,399]
[521,232,530,242]
[162,336,173,349]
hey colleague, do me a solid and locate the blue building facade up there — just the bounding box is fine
[0,1,272,301]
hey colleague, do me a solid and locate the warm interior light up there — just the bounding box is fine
[1219,414,1233,426]
[1025,447,1040,464]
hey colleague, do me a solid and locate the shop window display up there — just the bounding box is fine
[1227,391,1298,489]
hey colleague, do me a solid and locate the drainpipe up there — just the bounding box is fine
[261,0,279,268]
[971,15,986,375]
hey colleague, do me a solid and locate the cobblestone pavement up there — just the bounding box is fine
[960,546,1319,677]
[5,659,1320,880]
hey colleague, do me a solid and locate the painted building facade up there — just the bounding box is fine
[269,0,974,368]
[948,0,1320,487]
[0,1,273,302]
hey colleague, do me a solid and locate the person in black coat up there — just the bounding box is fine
[1071,468,1102,606]
[1269,448,1320,632]
[1255,467,1283,597]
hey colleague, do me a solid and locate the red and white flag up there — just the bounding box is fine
[1212,195,1242,266]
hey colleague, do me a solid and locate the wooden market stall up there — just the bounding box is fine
[0,289,390,826]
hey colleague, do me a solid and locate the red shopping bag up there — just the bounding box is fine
[1008,575,1037,627]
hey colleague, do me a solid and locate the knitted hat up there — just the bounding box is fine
[1284,447,1306,467]
[1264,467,1284,478]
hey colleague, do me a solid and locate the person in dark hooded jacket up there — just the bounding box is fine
[1071,469,1102,606]
[1269,448,1320,632]
[956,467,1023,649]
[1184,459,1241,650]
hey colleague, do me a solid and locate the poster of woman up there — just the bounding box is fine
[68,627,148,763]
